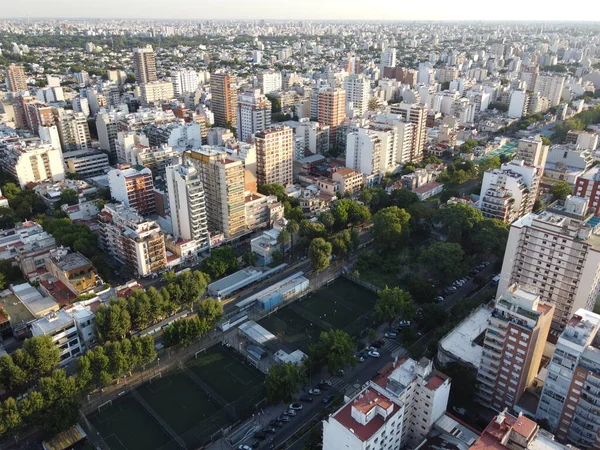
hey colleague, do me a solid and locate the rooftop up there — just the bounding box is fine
[11,283,58,318]
[31,309,75,336]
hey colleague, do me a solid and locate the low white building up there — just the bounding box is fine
[31,309,83,366]
[544,144,593,184]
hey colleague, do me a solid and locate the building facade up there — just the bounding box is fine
[255,126,294,187]
[108,165,156,215]
[210,72,238,128]
[133,45,157,84]
[236,89,272,143]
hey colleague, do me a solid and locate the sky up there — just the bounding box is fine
[3,0,600,22]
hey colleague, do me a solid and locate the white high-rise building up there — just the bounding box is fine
[323,358,450,450]
[258,71,282,94]
[381,47,397,69]
[171,69,200,96]
[71,96,90,117]
[236,89,272,143]
[497,196,600,329]
[0,140,65,188]
[166,163,209,254]
[343,75,370,116]
[534,74,566,107]
[373,114,415,165]
[345,128,382,184]
[516,137,549,168]
[478,160,542,224]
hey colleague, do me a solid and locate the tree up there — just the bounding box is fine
[329,230,354,258]
[419,242,466,283]
[372,206,411,251]
[20,335,60,381]
[406,275,438,304]
[242,250,258,267]
[56,188,79,208]
[332,199,371,230]
[374,287,415,323]
[94,300,132,343]
[310,330,356,374]
[318,210,335,231]
[390,189,419,209]
[0,207,16,229]
[435,204,483,242]
[471,219,509,258]
[197,298,223,324]
[200,246,239,279]
[0,355,27,394]
[540,136,552,146]
[38,370,80,434]
[277,228,291,250]
[367,97,379,111]
[418,304,449,331]
[308,238,332,272]
[550,181,572,202]
[265,362,305,403]
[272,249,284,265]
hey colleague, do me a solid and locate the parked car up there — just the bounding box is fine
[368,351,381,358]
[290,403,303,410]
[254,431,266,440]
[371,341,384,349]
[384,332,397,338]
[434,296,444,302]
[279,415,291,422]
[322,395,334,404]
[320,379,332,386]
[309,388,321,395]
[264,427,276,434]
[251,440,261,449]
[299,395,313,403]
[284,409,297,416]
[397,320,411,326]
[334,369,345,377]
[269,420,282,428]
[238,445,252,450]
[317,383,330,390]
[355,355,365,362]
[366,346,377,352]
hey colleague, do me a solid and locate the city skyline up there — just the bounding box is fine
[3,0,600,22]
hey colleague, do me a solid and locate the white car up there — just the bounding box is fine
[309,388,321,395]
[384,332,397,338]
[368,351,380,358]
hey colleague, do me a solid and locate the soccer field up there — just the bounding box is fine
[186,346,265,416]
[89,395,181,450]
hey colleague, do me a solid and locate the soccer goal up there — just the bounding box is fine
[195,348,207,358]
[97,400,113,413]
[149,372,162,384]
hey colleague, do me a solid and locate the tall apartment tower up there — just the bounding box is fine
[343,75,370,116]
[497,196,600,329]
[374,114,415,164]
[537,309,600,448]
[54,109,92,152]
[132,45,157,84]
[390,102,427,162]
[345,128,382,181]
[317,88,346,145]
[210,72,237,128]
[171,69,199,96]
[534,74,566,107]
[516,136,549,169]
[519,64,539,91]
[98,203,166,277]
[478,160,542,224]
[166,163,209,253]
[258,71,282,94]
[6,64,27,92]
[184,147,246,239]
[476,284,554,411]
[254,126,294,187]
[380,47,397,70]
[236,89,272,143]
[108,165,156,216]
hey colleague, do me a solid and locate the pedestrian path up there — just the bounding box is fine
[382,338,403,353]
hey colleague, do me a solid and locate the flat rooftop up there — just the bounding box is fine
[11,283,58,318]
[51,252,92,272]
[31,310,74,336]
[438,305,492,370]
[0,291,35,328]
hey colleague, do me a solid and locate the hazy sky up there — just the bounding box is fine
[4,0,600,22]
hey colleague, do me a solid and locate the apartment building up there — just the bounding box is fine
[31,310,83,367]
[344,75,370,116]
[382,67,418,86]
[0,139,65,188]
[185,147,246,239]
[108,165,156,215]
[63,149,110,178]
[345,128,382,184]
[537,309,600,448]
[6,64,27,92]
[133,45,157,84]
[534,74,565,107]
[210,72,238,128]
[255,126,294,187]
[45,247,100,296]
[140,81,175,106]
[332,168,364,195]
[323,357,450,450]
[544,144,593,184]
[575,165,600,216]
[390,102,427,162]
[374,114,414,165]
[294,119,330,155]
[258,71,282,94]
[236,89,272,143]
[476,284,554,411]
[54,110,91,152]
[98,203,167,277]
[171,69,199,96]
[516,137,549,168]
[317,88,346,145]
[508,90,530,119]
[165,163,209,255]
[497,196,600,329]
[478,160,541,223]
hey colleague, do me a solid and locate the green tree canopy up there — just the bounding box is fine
[471,219,509,258]
[374,287,415,323]
[419,242,466,283]
[550,181,573,202]
[372,206,411,251]
[435,203,483,242]
[200,246,239,280]
[310,329,356,374]
[265,361,305,403]
[94,299,132,343]
[308,238,332,272]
